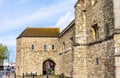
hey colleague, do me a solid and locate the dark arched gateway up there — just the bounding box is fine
[43,59,55,75]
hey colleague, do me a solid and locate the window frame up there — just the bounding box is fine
[52,44,55,50]
[44,44,47,51]
[92,24,99,39]
[96,57,99,65]
[32,44,34,51]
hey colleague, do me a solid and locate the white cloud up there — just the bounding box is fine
[0,0,76,34]
[55,11,75,32]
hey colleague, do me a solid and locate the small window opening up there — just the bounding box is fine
[92,24,99,39]
[52,44,55,50]
[63,42,65,50]
[44,45,46,51]
[32,44,34,51]
[96,58,99,65]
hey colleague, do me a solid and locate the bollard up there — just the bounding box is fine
[59,73,64,78]
[33,74,34,78]
[14,72,16,78]
[61,73,64,78]
[47,73,49,78]
[23,73,24,78]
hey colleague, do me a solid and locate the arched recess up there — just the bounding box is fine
[43,59,56,75]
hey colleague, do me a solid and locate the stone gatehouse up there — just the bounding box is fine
[16,0,120,78]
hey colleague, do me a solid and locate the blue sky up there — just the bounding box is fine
[0,0,77,63]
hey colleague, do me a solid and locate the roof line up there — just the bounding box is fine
[59,19,75,37]
[17,20,75,39]
[26,27,60,28]
[17,27,60,39]
[17,28,27,39]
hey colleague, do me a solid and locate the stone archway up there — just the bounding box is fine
[43,59,55,75]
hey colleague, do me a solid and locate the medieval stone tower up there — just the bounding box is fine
[16,0,120,78]
[73,0,115,77]
[113,0,120,78]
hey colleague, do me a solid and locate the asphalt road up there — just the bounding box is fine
[0,71,5,78]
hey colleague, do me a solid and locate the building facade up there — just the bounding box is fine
[16,28,60,75]
[16,0,120,78]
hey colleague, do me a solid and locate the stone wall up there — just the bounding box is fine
[86,0,114,42]
[115,56,120,78]
[59,24,74,77]
[74,1,87,77]
[74,0,115,78]
[114,34,120,55]
[113,0,120,77]
[16,37,60,75]
[16,0,118,78]
[114,34,120,78]
[87,39,115,78]
[16,38,22,75]
[113,0,120,29]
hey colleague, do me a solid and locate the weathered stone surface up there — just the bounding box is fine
[74,0,115,78]
[59,24,74,77]
[16,0,120,78]
[113,0,120,29]
[114,34,120,78]
[16,37,60,75]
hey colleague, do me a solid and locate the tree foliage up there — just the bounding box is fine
[0,43,8,60]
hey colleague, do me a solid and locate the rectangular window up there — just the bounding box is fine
[32,44,34,51]
[44,45,46,51]
[96,58,99,65]
[52,44,55,50]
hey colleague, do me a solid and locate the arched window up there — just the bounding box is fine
[32,44,34,51]
[92,24,99,39]
[44,44,46,51]
[52,44,55,50]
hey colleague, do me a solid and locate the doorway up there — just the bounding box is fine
[43,59,55,75]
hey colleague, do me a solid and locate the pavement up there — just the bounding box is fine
[0,70,15,78]
[16,75,59,78]
[2,75,14,78]
[0,71,60,78]
[0,71,5,78]
[2,74,59,78]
